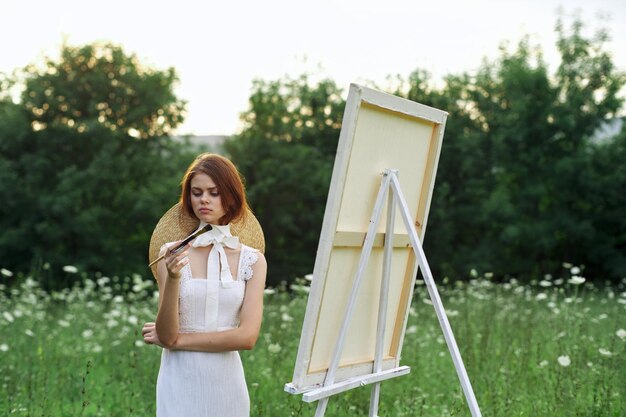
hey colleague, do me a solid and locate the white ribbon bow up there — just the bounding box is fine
[191,222,240,288]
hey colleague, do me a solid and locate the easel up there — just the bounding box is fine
[302,169,482,417]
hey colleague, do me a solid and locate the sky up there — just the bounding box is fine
[2,0,625,136]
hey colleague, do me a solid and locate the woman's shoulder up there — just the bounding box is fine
[241,244,266,260]
[239,244,266,281]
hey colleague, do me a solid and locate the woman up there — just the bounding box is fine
[142,153,267,417]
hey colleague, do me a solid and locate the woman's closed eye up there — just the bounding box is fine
[191,189,219,197]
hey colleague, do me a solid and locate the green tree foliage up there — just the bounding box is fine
[227,17,624,284]
[396,18,625,281]
[0,43,194,288]
[21,43,185,139]
[224,75,344,285]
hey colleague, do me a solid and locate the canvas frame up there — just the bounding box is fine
[287,84,448,393]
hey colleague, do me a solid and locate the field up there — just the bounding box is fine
[0,266,624,416]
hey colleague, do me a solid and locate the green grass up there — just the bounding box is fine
[0,268,624,416]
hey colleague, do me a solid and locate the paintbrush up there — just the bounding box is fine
[148,223,213,267]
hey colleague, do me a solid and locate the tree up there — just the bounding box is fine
[0,43,194,288]
[20,43,185,139]
[394,17,625,281]
[221,16,626,285]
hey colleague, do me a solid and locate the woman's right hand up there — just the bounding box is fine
[164,241,190,280]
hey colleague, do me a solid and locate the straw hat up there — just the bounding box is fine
[148,202,265,279]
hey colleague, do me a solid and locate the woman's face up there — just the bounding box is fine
[190,172,226,224]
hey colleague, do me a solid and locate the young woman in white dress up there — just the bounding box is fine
[142,153,267,417]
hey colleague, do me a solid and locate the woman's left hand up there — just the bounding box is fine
[142,322,167,348]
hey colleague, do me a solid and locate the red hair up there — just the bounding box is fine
[180,153,249,225]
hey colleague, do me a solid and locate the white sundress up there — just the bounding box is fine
[156,244,259,417]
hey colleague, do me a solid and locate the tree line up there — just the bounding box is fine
[0,17,624,289]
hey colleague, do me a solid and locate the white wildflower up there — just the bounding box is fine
[587,362,594,367]
[24,329,34,337]
[92,344,102,353]
[538,360,548,368]
[3,312,14,323]
[62,265,78,274]
[0,268,13,277]
[539,280,552,287]
[470,268,478,278]
[616,329,626,341]
[107,319,118,328]
[127,315,138,325]
[82,329,93,338]
[289,284,309,293]
[536,293,547,301]
[134,340,144,347]
[406,325,417,334]
[570,266,581,275]
[422,298,433,305]
[263,288,275,295]
[568,276,585,285]
[113,295,124,303]
[562,262,573,269]
[554,278,564,285]
[268,343,282,354]
[304,274,313,281]
[43,262,50,270]
[597,313,608,320]
[484,272,494,279]
[58,320,70,327]
[97,277,110,286]
[557,355,571,367]
[414,279,425,286]
[0,344,8,352]
[598,348,612,356]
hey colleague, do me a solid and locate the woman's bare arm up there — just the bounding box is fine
[154,243,189,348]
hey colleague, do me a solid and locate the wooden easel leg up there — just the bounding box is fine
[315,398,329,417]
[369,169,397,417]
[389,173,482,417]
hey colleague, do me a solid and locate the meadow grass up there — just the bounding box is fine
[0,267,624,416]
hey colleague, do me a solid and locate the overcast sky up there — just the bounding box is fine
[2,0,625,135]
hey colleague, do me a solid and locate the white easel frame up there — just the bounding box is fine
[289,85,448,392]
[295,169,482,417]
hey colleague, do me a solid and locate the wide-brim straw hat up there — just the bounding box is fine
[148,202,265,279]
